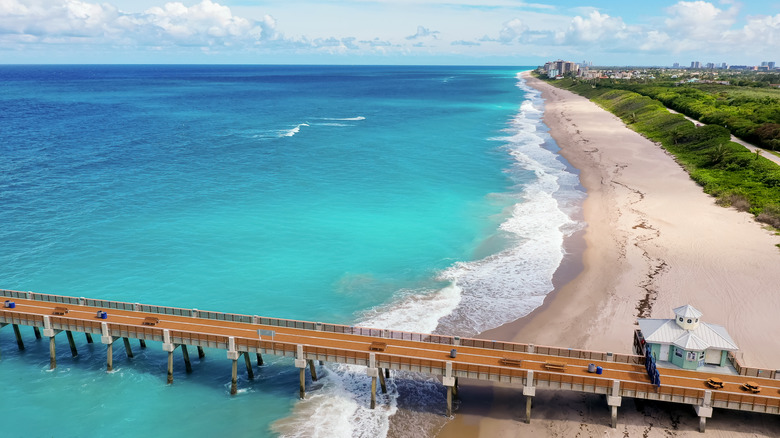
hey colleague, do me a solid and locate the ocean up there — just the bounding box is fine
[0,65,584,437]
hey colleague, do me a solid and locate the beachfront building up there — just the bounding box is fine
[636,305,738,370]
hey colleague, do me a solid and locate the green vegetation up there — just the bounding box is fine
[541,75,780,229]
[568,74,780,151]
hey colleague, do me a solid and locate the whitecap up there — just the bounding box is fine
[280,123,310,137]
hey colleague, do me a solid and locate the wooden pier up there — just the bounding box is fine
[1,289,779,432]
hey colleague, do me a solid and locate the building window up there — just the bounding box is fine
[679,317,683,322]
[687,351,697,361]
[675,349,683,358]
[687,319,692,323]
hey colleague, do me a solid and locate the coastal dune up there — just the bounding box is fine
[436,72,780,437]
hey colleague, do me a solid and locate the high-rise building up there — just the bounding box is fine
[705,63,715,69]
[673,62,680,68]
[691,61,701,69]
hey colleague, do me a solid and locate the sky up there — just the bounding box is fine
[0,0,778,65]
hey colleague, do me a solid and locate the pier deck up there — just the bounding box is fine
[1,289,778,432]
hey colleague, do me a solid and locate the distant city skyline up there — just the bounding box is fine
[1,0,779,65]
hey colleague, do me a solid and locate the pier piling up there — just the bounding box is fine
[85,333,93,343]
[66,330,78,357]
[695,391,713,433]
[607,380,622,429]
[378,367,387,393]
[182,345,192,373]
[243,352,254,379]
[139,339,146,349]
[523,371,536,424]
[256,352,263,366]
[446,386,453,417]
[107,342,114,372]
[123,337,133,358]
[230,358,238,395]
[197,346,205,359]
[308,359,318,381]
[49,336,56,369]
[33,326,42,339]
[167,350,174,384]
[370,375,377,409]
[299,367,305,399]
[13,324,24,350]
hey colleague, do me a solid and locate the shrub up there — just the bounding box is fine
[757,204,780,228]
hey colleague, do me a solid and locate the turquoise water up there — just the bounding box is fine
[0,65,583,437]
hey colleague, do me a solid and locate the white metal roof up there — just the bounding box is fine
[638,318,738,351]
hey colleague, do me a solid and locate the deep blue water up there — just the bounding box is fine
[0,65,582,437]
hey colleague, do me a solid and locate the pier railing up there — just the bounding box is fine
[727,352,779,379]
[0,288,645,365]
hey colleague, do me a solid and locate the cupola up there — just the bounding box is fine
[673,304,702,331]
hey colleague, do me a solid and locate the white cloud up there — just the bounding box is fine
[559,10,628,44]
[664,1,737,42]
[498,18,528,43]
[0,0,277,48]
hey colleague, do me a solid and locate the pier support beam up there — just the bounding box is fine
[66,331,78,357]
[13,324,24,350]
[198,346,205,359]
[694,391,713,433]
[33,326,42,339]
[294,344,307,399]
[49,336,57,369]
[243,352,254,379]
[122,337,133,358]
[139,339,146,349]
[523,371,535,424]
[308,359,318,381]
[230,358,238,395]
[42,317,61,369]
[371,374,378,410]
[85,333,93,344]
[607,380,622,429]
[101,322,118,372]
[182,345,192,373]
[443,361,456,416]
[256,352,263,366]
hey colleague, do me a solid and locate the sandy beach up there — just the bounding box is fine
[436,72,780,437]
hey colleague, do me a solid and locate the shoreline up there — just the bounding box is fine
[435,72,780,437]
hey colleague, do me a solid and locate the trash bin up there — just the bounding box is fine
[596,366,603,375]
[588,363,596,373]
[450,349,457,358]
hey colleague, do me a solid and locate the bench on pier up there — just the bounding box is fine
[142,316,160,326]
[369,342,387,352]
[543,361,567,371]
[499,358,522,367]
[52,306,69,315]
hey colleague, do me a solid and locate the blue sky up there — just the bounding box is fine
[1,0,778,65]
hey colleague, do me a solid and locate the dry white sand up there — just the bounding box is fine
[434,73,780,438]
